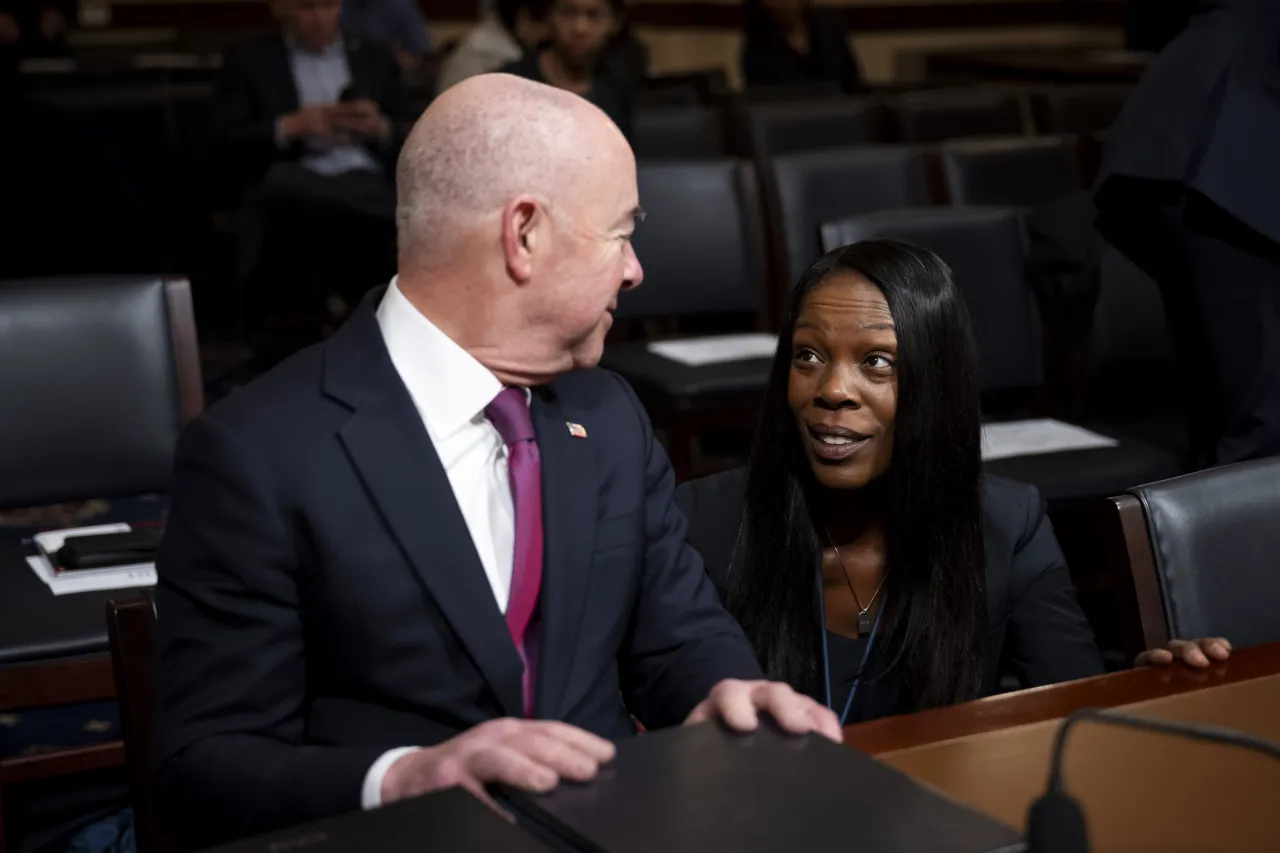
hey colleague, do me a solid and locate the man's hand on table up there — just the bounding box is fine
[685,679,843,742]
[380,718,616,812]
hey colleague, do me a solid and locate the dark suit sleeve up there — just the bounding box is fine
[1003,484,1107,688]
[155,415,384,848]
[611,377,763,728]
[210,47,291,178]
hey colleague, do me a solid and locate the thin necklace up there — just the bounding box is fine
[824,528,887,635]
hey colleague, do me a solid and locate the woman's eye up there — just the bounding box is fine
[794,348,821,364]
[866,354,894,369]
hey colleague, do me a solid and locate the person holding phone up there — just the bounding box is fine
[211,0,411,322]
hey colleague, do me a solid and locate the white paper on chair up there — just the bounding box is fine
[26,523,157,596]
[981,419,1119,461]
[646,334,779,367]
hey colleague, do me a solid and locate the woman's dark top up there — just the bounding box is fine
[500,51,634,140]
[741,9,863,93]
[674,468,1105,723]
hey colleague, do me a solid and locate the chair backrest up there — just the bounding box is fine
[767,145,932,285]
[940,136,1079,207]
[1031,84,1133,135]
[0,277,202,509]
[739,97,885,158]
[633,104,724,160]
[820,207,1040,396]
[1110,459,1280,650]
[889,88,1025,143]
[106,597,173,853]
[618,159,768,320]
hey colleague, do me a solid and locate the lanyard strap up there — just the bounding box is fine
[818,573,885,727]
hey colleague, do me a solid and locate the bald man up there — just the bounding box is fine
[154,74,840,848]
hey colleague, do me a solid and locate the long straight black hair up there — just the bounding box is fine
[724,239,987,711]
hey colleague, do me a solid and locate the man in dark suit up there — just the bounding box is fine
[212,0,412,313]
[1096,0,1280,466]
[156,72,840,849]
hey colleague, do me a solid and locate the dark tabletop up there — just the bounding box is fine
[0,541,150,665]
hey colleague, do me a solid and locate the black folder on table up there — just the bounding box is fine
[498,721,1026,853]
[207,785,554,852]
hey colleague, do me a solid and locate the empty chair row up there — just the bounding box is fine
[764,138,1080,285]
[633,83,1132,160]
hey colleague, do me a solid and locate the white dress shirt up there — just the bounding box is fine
[360,278,528,808]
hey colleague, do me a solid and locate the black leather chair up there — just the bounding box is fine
[766,145,932,288]
[1108,459,1280,651]
[633,103,725,160]
[940,136,1079,207]
[1030,84,1133,135]
[735,97,887,158]
[601,159,770,479]
[0,276,203,510]
[819,208,1179,505]
[888,88,1026,143]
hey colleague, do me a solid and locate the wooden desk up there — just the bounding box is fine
[847,644,1280,852]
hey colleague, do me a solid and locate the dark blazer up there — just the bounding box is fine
[154,288,762,848]
[741,9,863,94]
[210,32,412,183]
[674,469,1104,720]
[1098,0,1280,244]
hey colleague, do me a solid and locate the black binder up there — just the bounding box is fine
[206,785,554,852]
[498,721,1026,853]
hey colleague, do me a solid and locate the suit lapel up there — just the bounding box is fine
[531,388,598,719]
[328,296,524,718]
[267,36,300,114]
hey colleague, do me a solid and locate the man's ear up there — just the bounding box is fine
[501,196,542,284]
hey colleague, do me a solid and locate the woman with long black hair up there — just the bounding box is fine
[675,240,1230,725]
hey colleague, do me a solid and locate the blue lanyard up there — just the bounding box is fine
[818,574,885,726]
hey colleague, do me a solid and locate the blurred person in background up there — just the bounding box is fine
[0,0,71,61]
[342,0,433,71]
[212,0,411,325]
[502,0,633,139]
[437,0,549,93]
[741,0,862,93]
[1096,0,1280,466]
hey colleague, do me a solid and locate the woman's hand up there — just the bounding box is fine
[1135,637,1232,669]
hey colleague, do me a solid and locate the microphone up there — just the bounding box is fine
[1026,707,1280,853]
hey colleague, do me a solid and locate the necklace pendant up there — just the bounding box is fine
[858,609,873,635]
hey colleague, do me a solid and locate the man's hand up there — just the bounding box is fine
[685,679,843,743]
[280,104,334,142]
[381,718,616,811]
[331,99,391,140]
[1135,637,1232,668]
[0,13,20,45]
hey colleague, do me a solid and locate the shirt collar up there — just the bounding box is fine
[283,30,346,59]
[376,278,523,442]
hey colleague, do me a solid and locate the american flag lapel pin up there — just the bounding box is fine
[566,422,588,439]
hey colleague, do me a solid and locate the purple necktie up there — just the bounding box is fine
[485,387,543,718]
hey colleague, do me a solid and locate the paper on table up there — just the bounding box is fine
[981,419,1119,461]
[646,334,779,367]
[27,523,157,596]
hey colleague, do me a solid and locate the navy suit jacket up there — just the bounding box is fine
[154,288,762,848]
